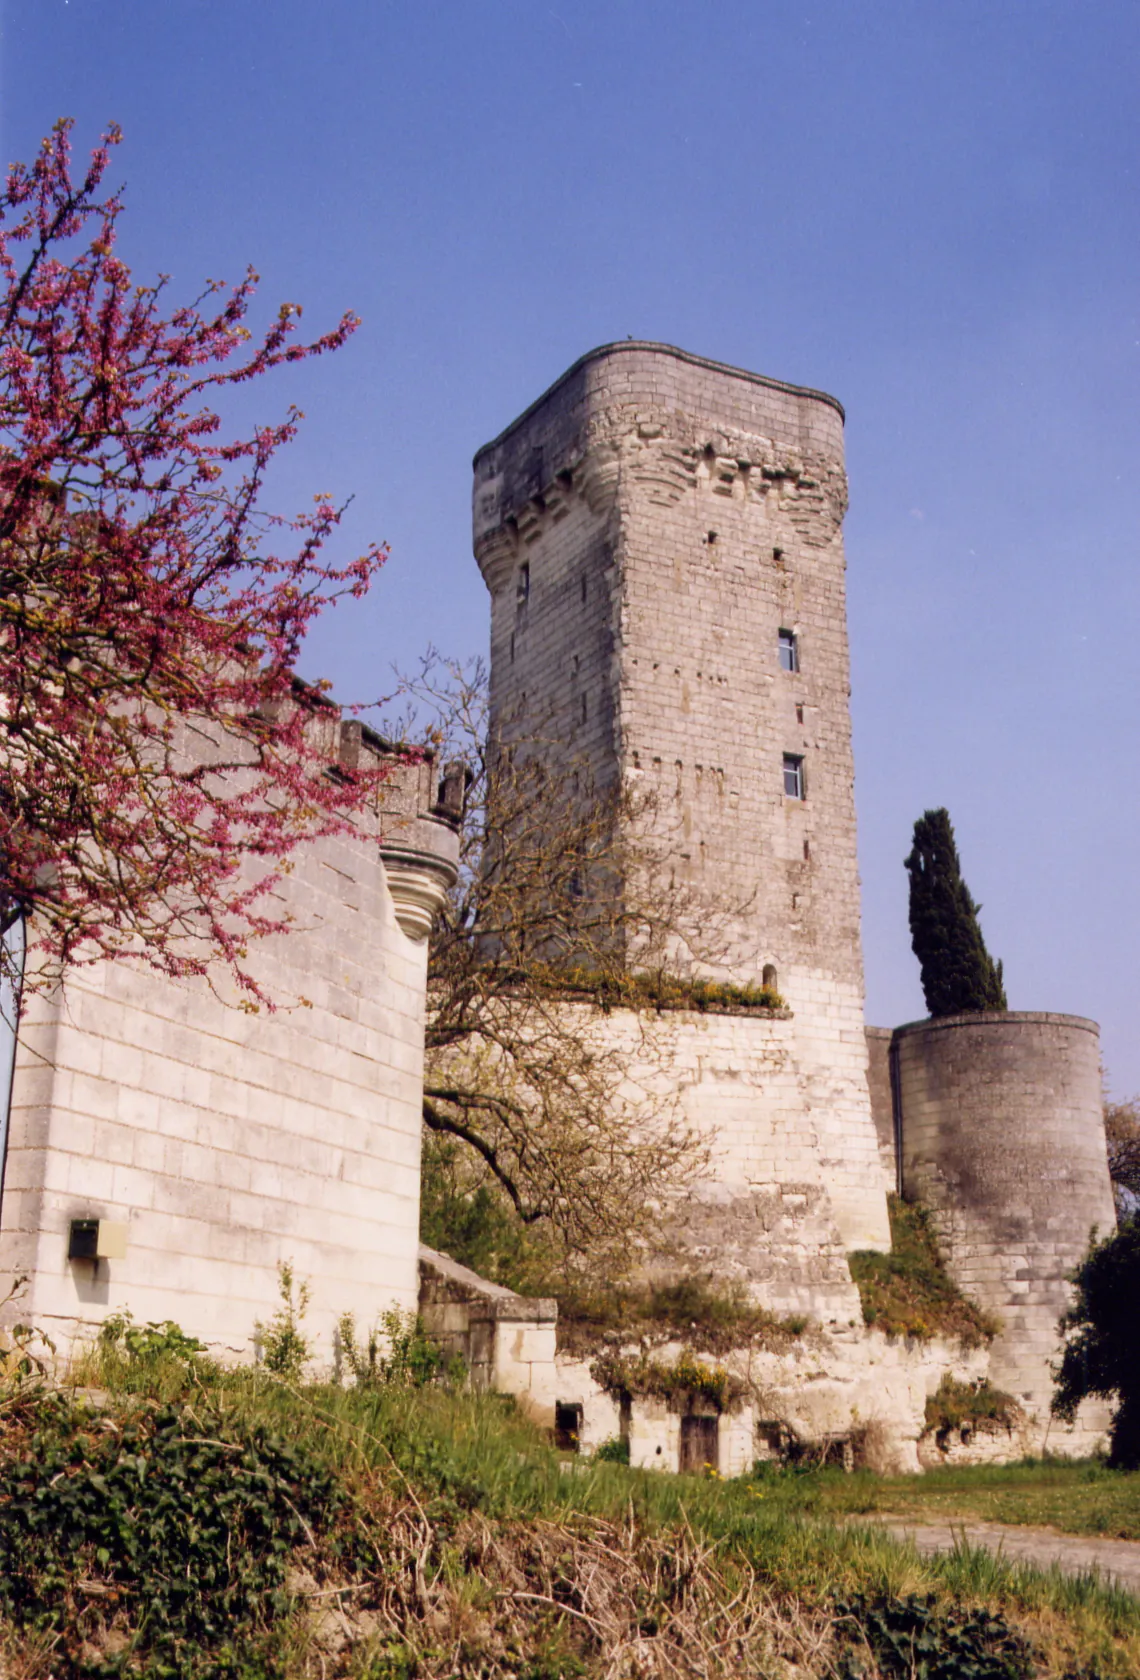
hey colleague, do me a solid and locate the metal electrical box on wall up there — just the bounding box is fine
[68,1219,128,1261]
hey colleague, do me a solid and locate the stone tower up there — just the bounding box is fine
[474,343,890,1263]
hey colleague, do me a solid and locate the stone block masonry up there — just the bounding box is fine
[0,733,459,1361]
[895,1010,1116,1447]
[473,343,891,1263]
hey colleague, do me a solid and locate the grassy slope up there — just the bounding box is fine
[3,1352,1138,1678]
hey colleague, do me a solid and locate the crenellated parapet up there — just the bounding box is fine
[473,341,848,601]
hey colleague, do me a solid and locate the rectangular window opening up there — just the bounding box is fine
[555,1402,583,1451]
[516,562,531,612]
[783,754,805,800]
[778,629,798,673]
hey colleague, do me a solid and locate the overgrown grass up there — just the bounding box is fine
[556,1271,807,1357]
[554,965,785,1014]
[849,1195,1002,1346]
[924,1375,1022,1438]
[6,1344,1135,1677]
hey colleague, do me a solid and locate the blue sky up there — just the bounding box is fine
[3,0,1138,1085]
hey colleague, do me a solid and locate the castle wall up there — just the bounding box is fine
[863,1026,898,1186]
[896,1010,1116,1439]
[0,750,458,1362]
[473,343,890,1256]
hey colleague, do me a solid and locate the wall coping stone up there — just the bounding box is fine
[893,1011,1099,1040]
[473,340,845,464]
[418,1244,557,1324]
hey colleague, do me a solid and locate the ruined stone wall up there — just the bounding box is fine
[473,343,889,1254]
[0,742,458,1360]
[896,1011,1116,1439]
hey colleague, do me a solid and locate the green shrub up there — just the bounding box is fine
[836,1593,1032,1679]
[0,1390,340,1677]
[337,1305,462,1389]
[1053,1214,1140,1469]
[849,1196,999,1347]
[591,1348,741,1409]
[98,1310,206,1364]
[924,1377,1021,1439]
[557,1272,805,1357]
[593,1435,630,1465]
[255,1260,312,1381]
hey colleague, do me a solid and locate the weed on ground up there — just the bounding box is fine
[0,1348,1136,1677]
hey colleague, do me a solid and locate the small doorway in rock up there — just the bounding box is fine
[680,1414,719,1474]
[555,1402,583,1452]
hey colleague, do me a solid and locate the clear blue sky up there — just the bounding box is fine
[3,0,1138,1086]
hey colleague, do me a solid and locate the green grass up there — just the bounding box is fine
[849,1195,1002,1346]
[22,1348,1140,1677]
[2,1350,1134,1680]
[744,1455,1140,1542]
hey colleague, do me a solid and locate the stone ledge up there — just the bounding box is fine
[418,1244,557,1324]
[893,1011,1099,1038]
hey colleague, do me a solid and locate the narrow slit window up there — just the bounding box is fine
[516,562,530,612]
[783,754,805,800]
[778,629,798,673]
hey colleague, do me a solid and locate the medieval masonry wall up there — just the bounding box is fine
[0,732,458,1360]
[473,342,891,1267]
[896,1010,1116,1443]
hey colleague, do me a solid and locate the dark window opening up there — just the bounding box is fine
[580,692,588,724]
[795,703,804,724]
[803,838,811,861]
[778,629,798,673]
[580,574,588,604]
[680,1414,719,1474]
[555,1402,583,1451]
[762,963,778,992]
[707,530,717,545]
[516,562,530,613]
[783,754,805,799]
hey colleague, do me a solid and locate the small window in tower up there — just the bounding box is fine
[516,562,530,612]
[762,963,778,993]
[581,692,588,725]
[783,754,805,799]
[778,629,798,673]
[796,703,804,724]
[580,573,588,605]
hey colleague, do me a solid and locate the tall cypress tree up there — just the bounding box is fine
[904,808,1007,1017]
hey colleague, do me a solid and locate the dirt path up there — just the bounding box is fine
[857,1515,1140,1596]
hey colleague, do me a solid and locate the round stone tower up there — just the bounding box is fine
[896,1010,1116,1441]
[473,343,890,1267]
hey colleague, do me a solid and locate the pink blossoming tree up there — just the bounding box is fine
[0,120,390,1006]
